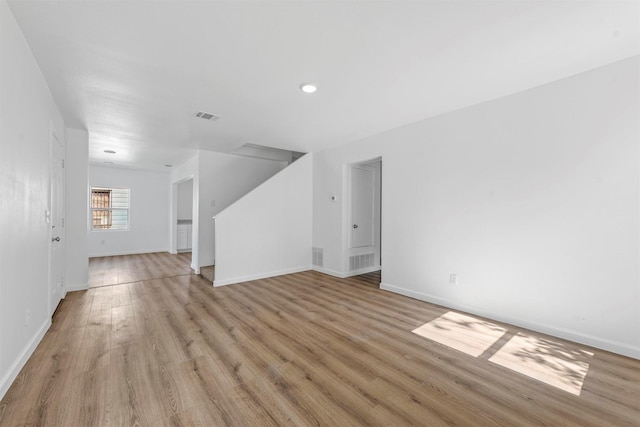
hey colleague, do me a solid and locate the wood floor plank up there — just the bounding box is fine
[111,303,141,349]
[88,252,193,288]
[171,355,280,426]
[2,254,639,426]
[111,282,132,307]
[141,310,205,365]
[36,366,111,427]
[73,320,111,373]
[109,341,187,425]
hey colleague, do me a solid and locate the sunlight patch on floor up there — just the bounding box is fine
[412,311,507,357]
[489,333,593,396]
[412,311,593,395]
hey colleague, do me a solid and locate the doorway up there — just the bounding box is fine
[347,158,382,279]
[176,179,194,264]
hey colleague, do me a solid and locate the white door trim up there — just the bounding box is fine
[48,126,66,316]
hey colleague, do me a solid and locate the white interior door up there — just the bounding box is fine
[49,131,65,315]
[350,166,375,248]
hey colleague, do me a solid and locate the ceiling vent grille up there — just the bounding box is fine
[193,111,220,121]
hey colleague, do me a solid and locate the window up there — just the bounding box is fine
[91,187,130,230]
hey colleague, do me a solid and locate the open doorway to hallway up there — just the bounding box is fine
[347,157,382,282]
[176,178,194,265]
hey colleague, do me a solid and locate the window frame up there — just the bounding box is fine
[90,186,130,231]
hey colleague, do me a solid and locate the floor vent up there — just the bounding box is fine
[349,253,374,271]
[312,247,324,267]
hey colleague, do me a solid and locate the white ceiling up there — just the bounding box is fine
[8,0,639,171]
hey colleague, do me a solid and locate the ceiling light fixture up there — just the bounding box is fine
[299,83,317,93]
[104,161,114,165]
[165,164,173,167]
[104,149,116,154]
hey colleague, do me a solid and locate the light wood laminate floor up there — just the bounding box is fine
[89,252,193,288]
[1,263,638,426]
[200,265,215,283]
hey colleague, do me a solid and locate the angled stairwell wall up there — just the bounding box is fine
[213,154,313,286]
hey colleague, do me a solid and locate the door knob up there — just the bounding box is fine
[52,236,60,242]
[353,224,358,229]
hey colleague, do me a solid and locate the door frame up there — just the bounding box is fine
[345,156,382,277]
[171,175,199,273]
[48,126,66,316]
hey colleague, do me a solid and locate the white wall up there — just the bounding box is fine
[65,128,89,291]
[214,154,313,286]
[177,179,193,220]
[197,150,288,268]
[88,166,170,257]
[0,0,66,398]
[313,56,640,358]
[170,151,287,272]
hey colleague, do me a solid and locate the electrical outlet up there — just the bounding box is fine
[25,309,31,326]
[450,274,458,285]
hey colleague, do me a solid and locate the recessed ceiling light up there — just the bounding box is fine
[104,161,114,165]
[104,149,116,154]
[300,83,317,93]
[165,164,172,168]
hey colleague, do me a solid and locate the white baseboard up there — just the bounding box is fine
[380,282,640,360]
[88,248,169,258]
[0,318,51,400]
[311,266,349,278]
[66,281,89,292]
[312,266,381,279]
[214,266,311,287]
[344,265,381,278]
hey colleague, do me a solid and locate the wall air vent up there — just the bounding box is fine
[349,253,374,272]
[193,111,220,121]
[312,247,324,267]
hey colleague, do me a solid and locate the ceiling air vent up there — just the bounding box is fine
[193,111,220,121]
